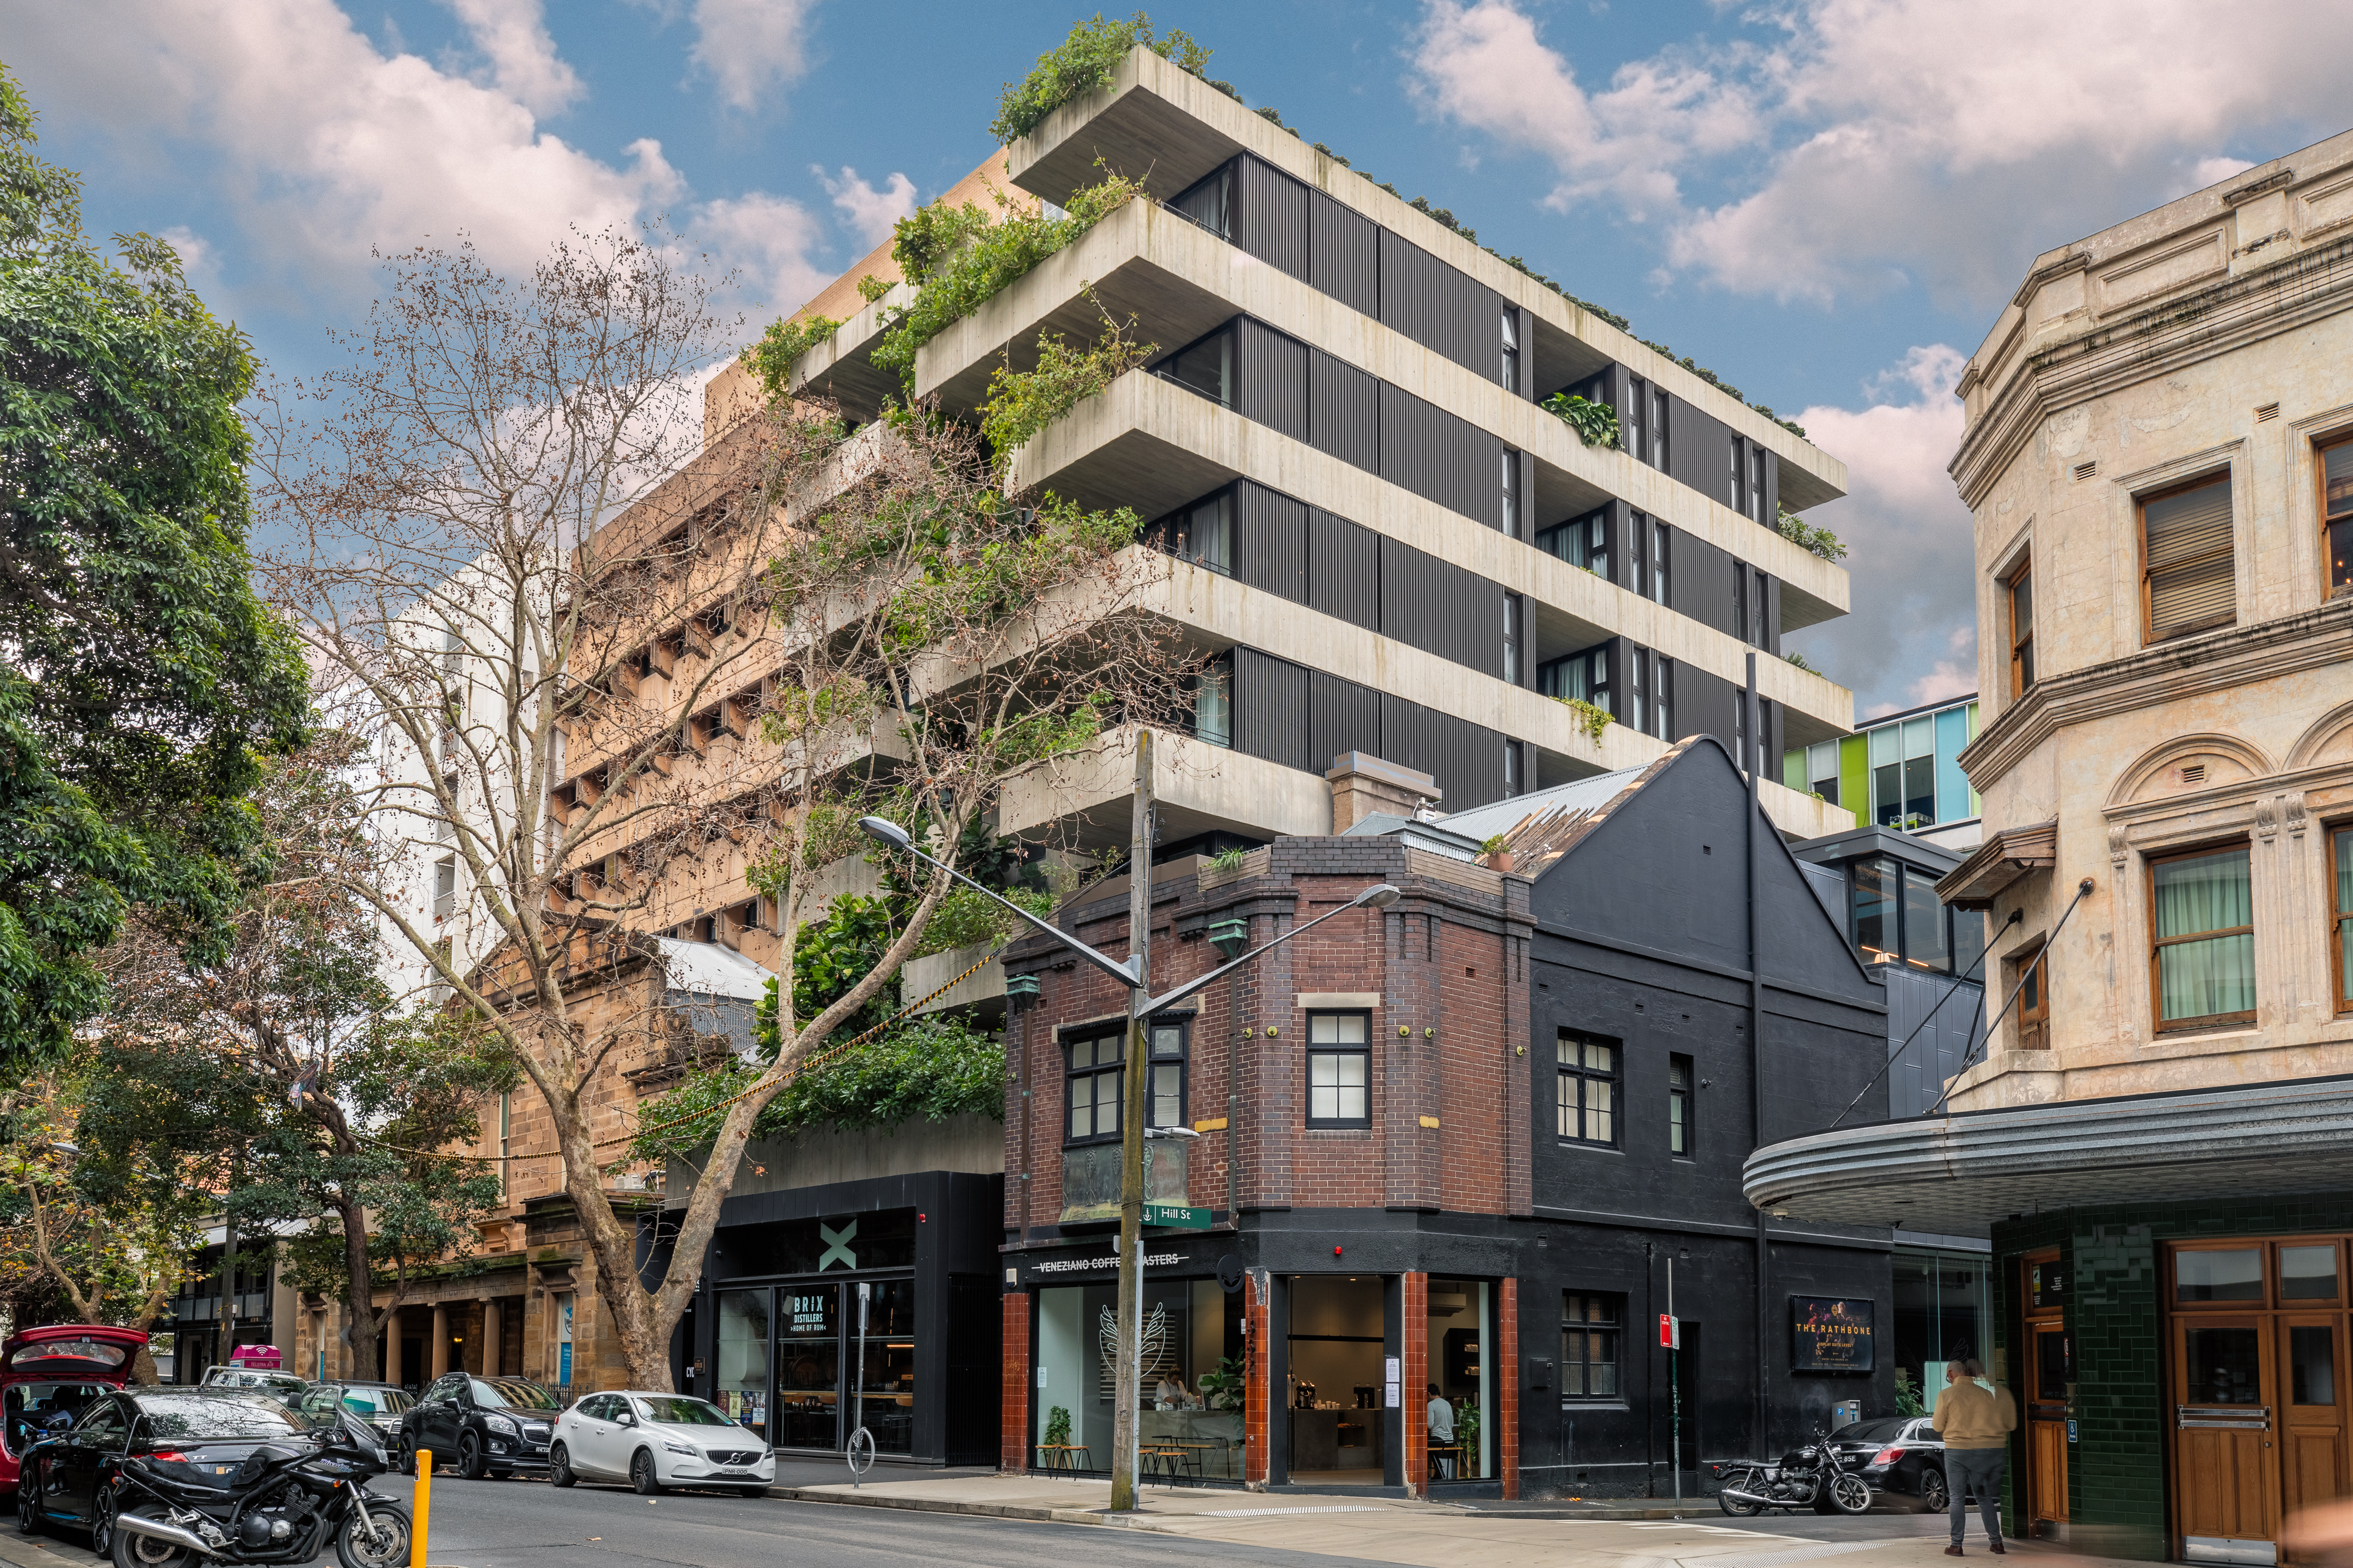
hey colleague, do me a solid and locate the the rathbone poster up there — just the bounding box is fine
[1791,1296,1876,1372]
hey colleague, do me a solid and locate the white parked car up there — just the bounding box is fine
[549,1392,775,1495]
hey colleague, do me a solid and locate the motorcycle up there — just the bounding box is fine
[107,1410,411,1567]
[1712,1427,1874,1517]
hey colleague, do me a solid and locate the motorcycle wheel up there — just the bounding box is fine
[549,1443,577,1488]
[457,1431,488,1480]
[1717,1473,1764,1517]
[1828,1473,1873,1515]
[1921,1469,1949,1514]
[15,1480,40,1536]
[114,1522,202,1567]
[335,1499,411,1568]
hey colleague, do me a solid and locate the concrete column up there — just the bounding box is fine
[430,1304,449,1377]
[384,1314,402,1387]
[483,1298,502,1376]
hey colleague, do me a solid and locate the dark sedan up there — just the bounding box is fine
[1823,1415,1990,1512]
[398,1373,560,1479]
[14,1387,324,1556]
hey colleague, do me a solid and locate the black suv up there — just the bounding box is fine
[399,1374,561,1479]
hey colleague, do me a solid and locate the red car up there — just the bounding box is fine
[0,1326,147,1497]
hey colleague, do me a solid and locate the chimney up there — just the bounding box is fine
[1325,752,1442,833]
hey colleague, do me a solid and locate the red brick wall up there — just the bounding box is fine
[1498,1277,1520,1499]
[999,1292,1031,1472]
[1403,1272,1429,1496]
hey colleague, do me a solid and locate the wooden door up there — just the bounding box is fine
[2175,1316,2279,1552]
[2028,1323,2071,1525]
[2281,1316,2350,1533]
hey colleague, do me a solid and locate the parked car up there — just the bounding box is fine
[294,1380,415,1447]
[1820,1414,1981,1512]
[399,1373,561,1479]
[549,1392,775,1496]
[12,1386,327,1556]
[199,1363,312,1406]
[0,1325,148,1499]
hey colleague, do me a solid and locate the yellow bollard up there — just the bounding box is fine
[410,1450,431,1568]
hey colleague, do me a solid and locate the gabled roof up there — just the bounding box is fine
[1430,757,1664,878]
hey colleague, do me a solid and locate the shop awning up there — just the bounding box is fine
[1933,819,2057,910]
[1743,1075,2353,1238]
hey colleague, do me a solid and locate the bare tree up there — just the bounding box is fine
[256,229,1197,1389]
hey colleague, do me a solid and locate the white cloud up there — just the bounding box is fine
[1409,0,2353,309]
[441,0,584,118]
[818,165,916,251]
[689,0,818,113]
[1779,345,1979,720]
[695,191,831,318]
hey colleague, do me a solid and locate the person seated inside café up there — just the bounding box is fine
[1154,1373,1198,1410]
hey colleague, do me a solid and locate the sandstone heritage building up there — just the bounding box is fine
[1751,128,2353,1559]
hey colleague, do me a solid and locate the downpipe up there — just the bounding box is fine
[116,1511,224,1556]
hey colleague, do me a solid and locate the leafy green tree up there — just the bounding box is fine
[0,63,309,1077]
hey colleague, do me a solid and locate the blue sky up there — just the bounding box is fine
[9,0,2349,718]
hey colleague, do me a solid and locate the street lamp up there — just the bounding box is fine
[858,808,1398,1509]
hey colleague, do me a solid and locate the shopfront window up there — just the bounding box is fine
[1033,1277,1244,1478]
[1891,1249,1989,1417]
[1561,1292,1621,1401]
[715,1289,771,1442]
[774,1287,839,1450]
[1288,1275,1387,1481]
[852,1280,916,1454]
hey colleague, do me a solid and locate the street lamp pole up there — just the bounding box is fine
[858,777,1399,1514]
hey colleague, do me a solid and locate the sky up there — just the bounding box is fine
[8,0,2352,720]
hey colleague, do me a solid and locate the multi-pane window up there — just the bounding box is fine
[1627,380,1648,469]
[1557,1032,1618,1145]
[1504,593,1522,685]
[2008,562,2035,696]
[1848,855,1979,975]
[2327,441,2353,598]
[1537,510,1609,581]
[1669,1055,1694,1157]
[1150,490,1233,575]
[1805,740,1841,807]
[1502,449,1521,537]
[1647,520,1670,605]
[1065,1031,1126,1144]
[434,855,457,920]
[1307,1013,1370,1126]
[1561,1293,1622,1400]
[1871,716,1936,829]
[1192,653,1233,748]
[1499,309,1521,392]
[1504,739,1524,799]
[2015,945,2050,1050]
[2142,473,2235,642]
[1156,325,1235,408]
[2152,845,2256,1032]
[2332,825,2353,1015]
[1168,163,1232,238]
[1652,389,1671,471]
[1734,563,1768,647]
[1147,1020,1188,1130]
[1626,648,1649,738]
[1729,438,1747,516]
[1752,445,1768,523]
[1539,645,1611,714]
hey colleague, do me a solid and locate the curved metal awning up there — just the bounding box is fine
[1744,1076,2353,1238]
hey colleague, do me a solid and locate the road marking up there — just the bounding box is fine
[1685,1540,1900,1568]
[1200,1505,1390,1518]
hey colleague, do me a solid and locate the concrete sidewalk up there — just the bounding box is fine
[771,1474,2158,1568]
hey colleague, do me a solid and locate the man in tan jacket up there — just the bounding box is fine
[1929,1359,2018,1554]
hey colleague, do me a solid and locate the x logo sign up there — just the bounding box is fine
[818,1220,858,1271]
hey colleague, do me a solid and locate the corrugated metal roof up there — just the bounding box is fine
[1433,765,1650,850]
[655,938,775,1002]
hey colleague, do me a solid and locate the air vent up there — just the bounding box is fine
[2074,461,2099,482]
[2255,402,2281,422]
[2181,763,2207,786]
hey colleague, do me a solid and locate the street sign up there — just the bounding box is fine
[1144,1203,1212,1229]
[1659,1313,1681,1349]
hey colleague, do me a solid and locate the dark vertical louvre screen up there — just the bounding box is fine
[1309,349,1379,472]
[1235,482,1308,603]
[1308,672,1384,777]
[1235,156,1310,283]
[1377,228,1502,378]
[1380,695,1506,809]
[1379,382,1504,526]
[1380,536,1497,676]
[1308,191,1379,317]
[1666,393,1734,503]
[2144,476,2235,638]
[1235,319,1309,444]
[1308,509,1379,630]
[1234,648,1311,771]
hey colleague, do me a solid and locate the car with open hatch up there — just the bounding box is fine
[549,1392,775,1495]
[397,1374,560,1479]
[1,1325,148,1499]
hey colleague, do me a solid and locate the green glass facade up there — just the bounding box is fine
[1785,696,1980,829]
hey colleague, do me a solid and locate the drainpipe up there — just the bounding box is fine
[1746,653,1769,1459]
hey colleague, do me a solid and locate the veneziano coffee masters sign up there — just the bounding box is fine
[1791,1296,1875,1373]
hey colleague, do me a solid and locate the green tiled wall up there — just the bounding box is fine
[1992,1193,2353,1562]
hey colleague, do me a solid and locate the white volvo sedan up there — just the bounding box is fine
[549,1392,775,1495]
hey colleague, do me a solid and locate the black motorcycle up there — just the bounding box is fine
[107,1408,410,1567]
[1712,1427,1874,1517]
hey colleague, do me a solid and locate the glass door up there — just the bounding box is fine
[714,1289,771,1444]
[852,1280,916,1454]
[775,1286,841,1451]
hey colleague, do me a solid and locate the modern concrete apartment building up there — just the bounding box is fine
[769,44,1858,849]
[1785,693,1982,849]
[1747,128,2353,1561]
